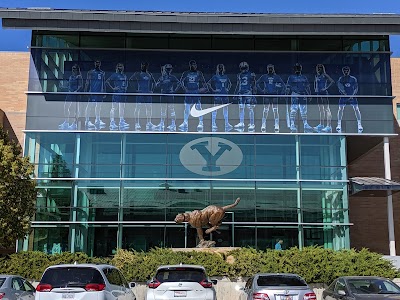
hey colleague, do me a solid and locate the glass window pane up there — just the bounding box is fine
[33,33,79,48]
[79,133,121,178]
[254,38,292,51]
[302,189,347,223]
[169,35,212,50]
[88,227,118,257]
[397,104,400,121]
[122,227,166,251]
[32,227,69,254]
[299,38,342,51]
[36,187,72,221]
[212,36,254,50]
[255,135,296,179]
[257,227,299,249]
[127,34,169,49]
[80,34,125,48]
[34,133,76,178]
[256,189,298,222]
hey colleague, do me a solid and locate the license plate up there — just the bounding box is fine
[174,291,187,297]
[62,293,75,299]
[284,296,292,300]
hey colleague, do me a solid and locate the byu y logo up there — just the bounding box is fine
[179,137,243,176]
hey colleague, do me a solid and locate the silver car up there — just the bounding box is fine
[0,275,35,300]
[35,263,136,300]
[146,264,217,300]
[239,273,316,300]
[322,276,400,300]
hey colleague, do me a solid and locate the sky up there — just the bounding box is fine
[1,0,400,55]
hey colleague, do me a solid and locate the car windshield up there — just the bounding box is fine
[0,278,5,288]
[155,268,206,283]
[40,267,105,288]
[257,275,307,287]
[347,278,400,294]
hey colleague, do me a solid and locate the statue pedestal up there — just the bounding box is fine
[169,247,240,255]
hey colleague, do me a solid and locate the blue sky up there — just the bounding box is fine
[1,0,400,55]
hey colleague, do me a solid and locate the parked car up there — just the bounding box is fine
[35,263,136,300]
[0,274,35,300]
[146,264,217,300]
[239,273,316,300]
[322,276,400,300]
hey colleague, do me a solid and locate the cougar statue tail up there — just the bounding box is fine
[222,197,240,211]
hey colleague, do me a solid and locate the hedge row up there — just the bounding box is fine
[0,246,398,284]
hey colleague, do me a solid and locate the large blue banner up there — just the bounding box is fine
[26,49,393,134]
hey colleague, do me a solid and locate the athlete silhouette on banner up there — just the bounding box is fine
[234,61,257,132]
[286,63,313,133]
[130,62,156,131]
[106,62,129,131]
[207,64,233,132]
[314,64,334,133]
[84,59,106,130]
[256,64,285,133]
[155,64,180,132]
[336,66,363,133]
[179,60,208,132]
[58,64,83,130]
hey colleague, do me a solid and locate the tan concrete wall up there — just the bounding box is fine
[0,51,30,146]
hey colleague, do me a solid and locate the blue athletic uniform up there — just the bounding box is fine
[66,74,82,101]
[338,75,358,106]
[315,74,330,95]
[257,74,284,105]
[181,70,205,104]
[287,74,310,119]
[237,71,256,105]
[88,69,105,102]
[157,74,179,103]
[209,74,230,104]
[108,72,128,103]
[287,74,309,95]
[133,71,154,103]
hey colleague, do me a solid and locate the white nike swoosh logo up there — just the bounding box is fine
[190,103,231,117]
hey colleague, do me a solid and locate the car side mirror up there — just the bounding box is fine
[338,289,346,296]
[211,279,217,285]
[129,282,136,288]
[239,287,245,291]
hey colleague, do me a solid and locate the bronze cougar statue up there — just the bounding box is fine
[174,197,240,247]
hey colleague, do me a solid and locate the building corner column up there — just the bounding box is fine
[384,136,396,256]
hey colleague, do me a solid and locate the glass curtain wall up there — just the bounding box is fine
[22,31,382,256]
[23,132,348,256]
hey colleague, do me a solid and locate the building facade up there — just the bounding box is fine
[1,9,400,256]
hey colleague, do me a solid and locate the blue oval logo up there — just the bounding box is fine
[179,137,243,176]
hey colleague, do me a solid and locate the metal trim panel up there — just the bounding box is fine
[1,8,400,35]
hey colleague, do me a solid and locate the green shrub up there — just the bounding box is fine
[226,246,399,283]
[0,247,397,283]
[0,251,110,280]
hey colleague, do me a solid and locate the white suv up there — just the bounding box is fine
[146,264,216,300]
[35,263,136,300]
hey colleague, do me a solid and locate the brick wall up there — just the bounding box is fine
[0,51,30,146]
[348,58,400,254]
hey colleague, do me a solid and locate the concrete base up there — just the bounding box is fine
[170,247,240,254]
